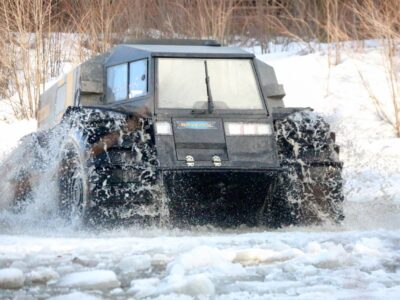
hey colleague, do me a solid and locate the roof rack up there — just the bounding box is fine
[128,39,221,47]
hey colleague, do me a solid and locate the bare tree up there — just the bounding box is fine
[348,0,400,136]
[0,0,59,119]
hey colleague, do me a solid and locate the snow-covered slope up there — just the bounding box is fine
[0,45,399,299]
[0,119,36,158]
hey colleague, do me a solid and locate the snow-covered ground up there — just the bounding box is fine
[0,44,399,299]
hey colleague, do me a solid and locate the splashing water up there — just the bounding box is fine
[0,108,399,235]
[0,108,169,235]
[0,123,71,234]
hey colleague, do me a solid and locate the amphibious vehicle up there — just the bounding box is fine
[9,39,343,226]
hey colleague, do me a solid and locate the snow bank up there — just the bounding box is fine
[0,268,25,289]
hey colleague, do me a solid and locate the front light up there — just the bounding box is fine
[225,122,272,136]
[155,121,172,135]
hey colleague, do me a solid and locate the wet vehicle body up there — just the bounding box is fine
[12,40,344,226]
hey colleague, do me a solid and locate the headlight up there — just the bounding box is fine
[155,121,172,135]
[225,122,272,136]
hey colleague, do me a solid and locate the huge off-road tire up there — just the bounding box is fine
[58,108,163,226]
[274,110,344,225]
[58,138,90,224]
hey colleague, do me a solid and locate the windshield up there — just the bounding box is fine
[157,58,264,110]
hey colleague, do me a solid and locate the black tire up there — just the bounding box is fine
[59,109,162,226]
[58,140,89,223]
[274,110,344,225]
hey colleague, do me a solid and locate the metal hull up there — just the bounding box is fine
[163,169,280,226]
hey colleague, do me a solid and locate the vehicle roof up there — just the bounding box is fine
[105,44,254,67]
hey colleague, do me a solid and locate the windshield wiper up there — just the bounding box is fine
[204,60,214,114]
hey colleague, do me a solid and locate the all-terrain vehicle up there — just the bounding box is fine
[8,39,343,227]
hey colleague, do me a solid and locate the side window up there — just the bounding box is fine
[129,59,147,98]
[106,63,128,101]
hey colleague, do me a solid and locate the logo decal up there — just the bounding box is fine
[176,121,217,130]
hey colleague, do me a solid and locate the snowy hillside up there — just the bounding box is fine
[0,45,399,299]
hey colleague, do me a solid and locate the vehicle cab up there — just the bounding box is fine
[103,40,285,172]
